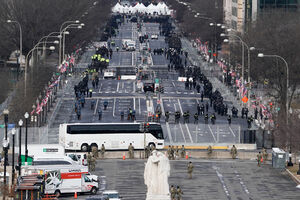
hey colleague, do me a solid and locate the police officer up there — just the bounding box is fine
[98,108,102,120]
[227,115,232,125]
[165,111,170,122]
[89,88,93,98]
[100,144,105,159]
[120,110,124,120]
[187,161,194,179]
[204,114,208,124]
[194,112,199,124]
[91,99,96,110]
[247,116,253,128]
[210,113,216,125]
[128,143,134,159]
[77,106,81,120]
[103,100,108,110]
[230,145,237,159]
[186,111,190,123]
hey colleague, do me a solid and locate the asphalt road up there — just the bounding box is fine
[60,159,300,200]
[40,21,251,146]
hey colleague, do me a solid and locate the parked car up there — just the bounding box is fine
[151,34,158,39]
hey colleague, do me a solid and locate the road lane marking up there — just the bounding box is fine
[113,98,116,117]
[98,83,102,93]
[177,99,193,143]
[117,82,119,92]
[229,126,236,138]
[133,97,136,111]
[94,99,99,115]
[138,98,141,115]
[208,125,217,142]
[174,103,186,143]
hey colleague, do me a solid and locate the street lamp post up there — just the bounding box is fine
[62,24,83,61]
[7,20,22,66]
[59,20,80,64]
[24,112,29,163]
[3,109,9,188]
[257,53,291,164]
[11,128,16,188]
[18,119,23,176]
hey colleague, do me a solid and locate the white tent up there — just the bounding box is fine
[133,3,147,13]
[112,2,122,13]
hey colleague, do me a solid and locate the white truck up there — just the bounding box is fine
[22,165,99,197]
[21,144,65,158]
[122,39,136,51]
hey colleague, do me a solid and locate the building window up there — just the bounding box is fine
[232,7,238,16]
[231,20,237,30]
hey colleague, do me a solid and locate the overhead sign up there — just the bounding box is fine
[0,124,15,129]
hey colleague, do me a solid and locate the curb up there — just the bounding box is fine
[286,169,300,184]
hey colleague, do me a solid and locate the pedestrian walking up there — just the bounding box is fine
[128,143,134,159]
[98,108,102,120]
[187,161,194,179]
[103,100,108,110]
[227,115,231,125]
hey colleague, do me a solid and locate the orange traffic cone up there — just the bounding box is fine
[74,192,77,199]
[185,152,189,160]
[123,152,126,160]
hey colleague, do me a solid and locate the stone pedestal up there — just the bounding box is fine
[146,194,170,200]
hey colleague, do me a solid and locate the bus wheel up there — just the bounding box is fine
[91,187,97,194]
[55,190,61,198]
[81,144,89,152]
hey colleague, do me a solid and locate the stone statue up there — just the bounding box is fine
[144,150,170,200]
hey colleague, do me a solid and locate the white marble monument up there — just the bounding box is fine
[144,150,171,200]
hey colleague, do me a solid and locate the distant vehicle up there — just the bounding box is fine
[102,190,122,200]
[151,34,158,39]
[21,144,65,158]
[59,123,164,151]
[22,165,98,197]
[126,43,135,51]
[32,156,78,166]
[66,153,87,166]
[141,43,148,50]
[143,82,155,92]
[104,70,116,79]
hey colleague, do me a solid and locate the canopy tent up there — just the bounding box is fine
[112,2,122,13]
[112,2,172,15]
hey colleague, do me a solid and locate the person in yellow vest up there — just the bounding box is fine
[106,59,109,63]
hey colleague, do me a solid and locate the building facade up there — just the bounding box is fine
[223,0,298,33]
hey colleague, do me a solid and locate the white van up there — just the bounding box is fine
[32,155,78,166]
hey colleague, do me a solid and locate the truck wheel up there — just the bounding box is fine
[81,144,89,152]
[55,190,61,198]
[91,187,97,194]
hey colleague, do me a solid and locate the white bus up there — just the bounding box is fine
[59,123,165,151]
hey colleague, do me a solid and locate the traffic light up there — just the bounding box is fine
[213,53,217,57]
